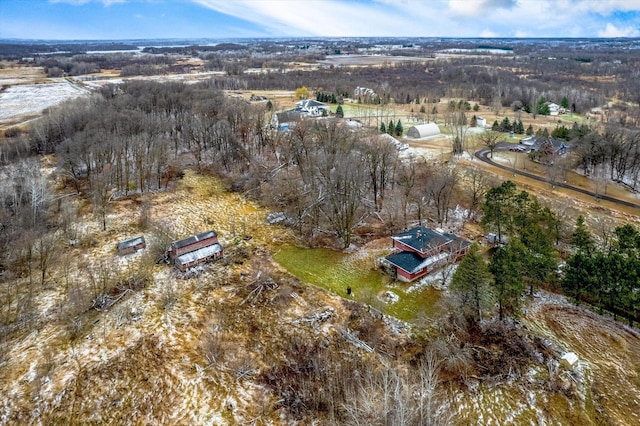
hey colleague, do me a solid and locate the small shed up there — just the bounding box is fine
[407,123,441,139]
[117,236,146,255]
[560,352,579,370]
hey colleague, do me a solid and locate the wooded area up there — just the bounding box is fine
[1,37,640,424]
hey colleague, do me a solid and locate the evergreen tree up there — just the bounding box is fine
[571,216,595,255]
[562,251,597,306]
[388,120,395,135]
[500,117,512,132]
[395,119,403,136]
[542,128,550,138]
[492,120,500,131]
[266,100,273,111]
[526,124,534,135]
[561,96,570,109]
[450,243,494,322]
[420,105,426,114]
[489,240,526,320]
[536,96,551,116]
[482,180,517,243]
[473,103,480,112]
[335,105,344,118]
[380,122,386,133]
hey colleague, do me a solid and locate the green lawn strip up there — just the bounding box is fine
[273,245,441,322]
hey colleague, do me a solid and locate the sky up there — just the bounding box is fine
[1,0,640,40]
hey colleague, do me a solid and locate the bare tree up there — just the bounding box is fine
[363,135,398,210]
[427,165,458,226]
[35,232,57,287]
[478,130,503,158]
[462,168,494,221]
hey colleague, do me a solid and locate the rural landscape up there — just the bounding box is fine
[1,35,640,425]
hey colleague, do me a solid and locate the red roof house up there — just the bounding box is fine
[384,226,470,282]
[167,230,223,272]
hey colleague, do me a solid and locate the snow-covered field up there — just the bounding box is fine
[0,79,90,125]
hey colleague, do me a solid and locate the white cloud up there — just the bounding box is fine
[598,22,640,37]
[193,0,414,36]
[571,0,640,15]
[18,0,639,39]
[480,29,498,37]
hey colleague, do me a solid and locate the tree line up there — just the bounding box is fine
[563,217,640,326]
[449,179,639,328]
[451,181,560,323]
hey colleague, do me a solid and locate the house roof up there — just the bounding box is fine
[117,236,145,250]
[521,135,567,151]
[392,226,452,253]
[275,109,304,124]
[296,99,328,109]
[172,230,218,250]
[386,251,425,274]
[177,243,223,266]
[386,251,450,274]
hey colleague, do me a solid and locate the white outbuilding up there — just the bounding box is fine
[560,352,579,370]
[407,123,441,139]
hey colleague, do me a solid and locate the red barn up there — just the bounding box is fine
[167,230,223,272]
[384,226,470,282]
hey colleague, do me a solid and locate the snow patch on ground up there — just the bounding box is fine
[406,264,458,293]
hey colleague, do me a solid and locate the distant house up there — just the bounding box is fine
[271,99,330,130]
[295,99,330,116]
[547,102,564,116]
[117,236,146,255]
[520,135,567,154]
[384,226,470,282]
[476,116,487,127]
[406,123,441,139]
[272,109,303,130]
[353,86,378,103]
[167,230,223,272]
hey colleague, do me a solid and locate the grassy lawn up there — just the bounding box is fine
[273,245,442,322]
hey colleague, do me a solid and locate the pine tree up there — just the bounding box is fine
[335,105,344,118]
[526,124,534,135]
[388,120,395,135]
[395,119,403,136]
[561,96,569,109]
[450,243,494,322]
[380,122,386,133]
[490,240,526,320]
[500,117,512,132]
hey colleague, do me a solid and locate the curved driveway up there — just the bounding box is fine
[474,147,640,210]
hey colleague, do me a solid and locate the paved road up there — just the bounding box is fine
[474,147,640,210]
